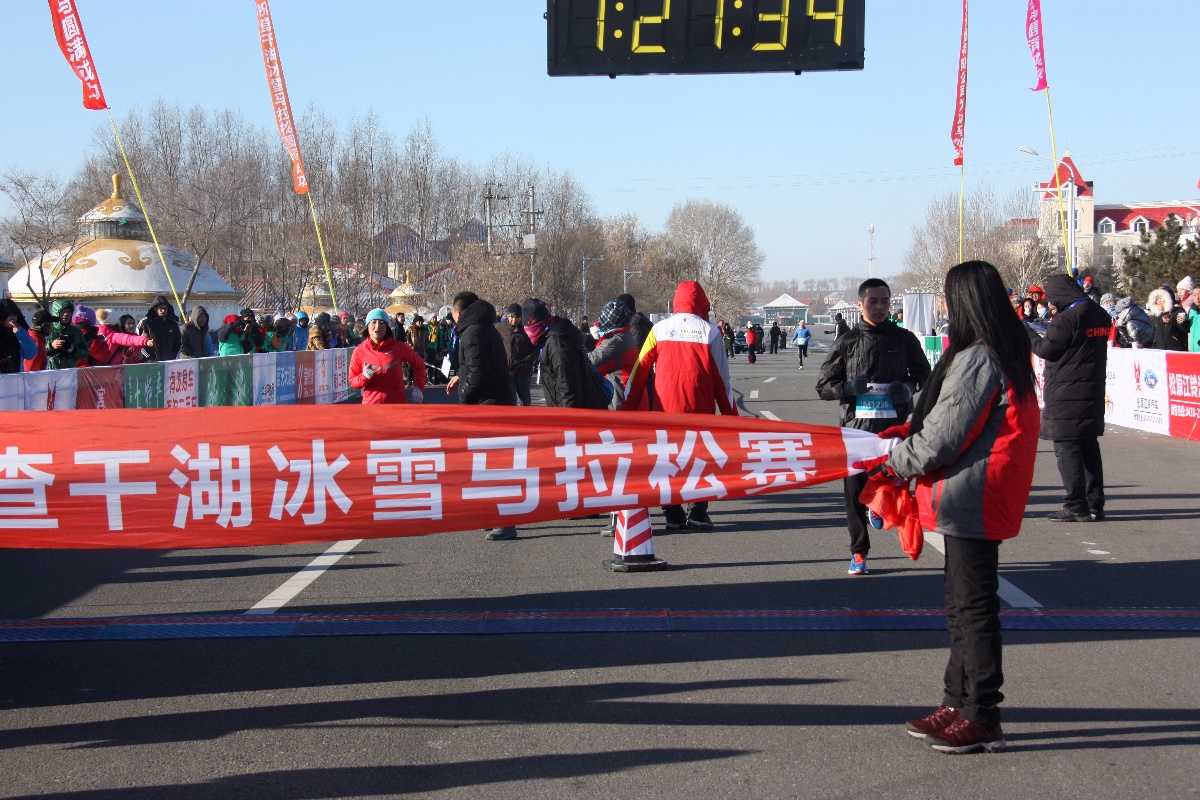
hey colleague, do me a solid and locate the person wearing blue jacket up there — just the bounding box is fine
[790,320,812,369]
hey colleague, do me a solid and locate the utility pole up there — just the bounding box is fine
[868,224,875,278]
[582,255,604,319]
[483,182,510,256]
[623,269,642,294]
[522,183,544,293]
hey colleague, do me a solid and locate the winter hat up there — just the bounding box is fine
[1099,293,1115,306]
[596,300,631,336]
[71,305,97,326]
[365,308,390,326]
[617,293,637,313]
[505,303,522,318]
[94,309,114,326]
[224,314,239,324]
[295,311,309,320]
[521,298,550,322]
[1178,276,1195,293]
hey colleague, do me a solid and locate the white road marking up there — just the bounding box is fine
[245,539,363,615]
[923,531,1043,609]
[760,410,781,421]
[764,377,777,383]
[1086,549,1111,556]
[749,390,760,399]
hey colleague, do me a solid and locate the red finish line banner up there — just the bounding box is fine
[0,405,887,549]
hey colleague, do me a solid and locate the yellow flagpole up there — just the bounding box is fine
[1043,88,1073,275]
[106,110,186,319]
[305,192,339,316]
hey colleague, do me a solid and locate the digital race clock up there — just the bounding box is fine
[547,0,864,77]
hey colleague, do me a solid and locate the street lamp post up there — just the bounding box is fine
[623,269,642,294]
[582,255,604,319]
[1018,146,1077,273]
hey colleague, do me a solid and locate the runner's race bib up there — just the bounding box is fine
[856,383,897,419]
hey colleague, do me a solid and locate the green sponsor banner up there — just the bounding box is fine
[123,363,165,409]
[922,336,946,370]
[199,355,253,407]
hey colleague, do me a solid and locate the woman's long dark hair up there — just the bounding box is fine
[911,260,1035,429]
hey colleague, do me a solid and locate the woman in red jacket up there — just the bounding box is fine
[349,308,427,405]
[744,322,758,364]
[870,261,1039,754]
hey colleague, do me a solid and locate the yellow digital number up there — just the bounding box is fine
[713,0,726,48]
[806,0,844,46]
[753,0,789,51]
[595,0,606,51]
[633,0,670,53]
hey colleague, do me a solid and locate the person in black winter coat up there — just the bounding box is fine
[141,295,181,361]
[495,304,534,406]
[523,298,607,410]
[448,291,518,542]
[618,293,655,408]
[447,291,512,406]
[1028,273,1113,522]
[179,306,211,358]
[817,279,931,574]
[1147,288,1189,351]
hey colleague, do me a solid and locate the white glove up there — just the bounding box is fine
[410,387,424,404]
[362,363,377,379]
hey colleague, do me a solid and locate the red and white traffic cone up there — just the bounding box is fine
[604,507,667,572]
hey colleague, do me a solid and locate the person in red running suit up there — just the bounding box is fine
[624,280,735,530]
[349,308,427,405]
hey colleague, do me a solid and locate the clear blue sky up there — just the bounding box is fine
[2,1,1196,283]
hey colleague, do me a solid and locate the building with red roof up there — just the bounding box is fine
[1030,153,1200,273]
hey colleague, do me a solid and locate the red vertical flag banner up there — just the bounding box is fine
[950,0,968,166]
[256,0,309,194]
[47,0,107,110]
[1025,0,1048,91]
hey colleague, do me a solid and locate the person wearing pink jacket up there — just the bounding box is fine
[89,309,153,366]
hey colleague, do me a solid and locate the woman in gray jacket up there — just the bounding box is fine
[866,261,1040,754]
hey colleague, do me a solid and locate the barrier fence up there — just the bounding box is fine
[0,348,355,411]
[923,337,1200,443]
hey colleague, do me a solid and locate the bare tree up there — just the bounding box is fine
[656,200,763,321]
[0,168,94,311]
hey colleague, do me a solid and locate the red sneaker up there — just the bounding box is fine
[924,717,1006,754]
[905,706,960,739]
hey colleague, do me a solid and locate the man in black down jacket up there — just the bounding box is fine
[447,291,517,541]
[523,298,607,410]
[1029,273,1113,522]
[817,278,931,575]
[495,304,534,406]
[141,295,181,361]
[447,291,512,406]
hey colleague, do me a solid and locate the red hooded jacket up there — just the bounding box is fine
[624,281,735,415]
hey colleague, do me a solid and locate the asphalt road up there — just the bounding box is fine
[1,329,1197,799]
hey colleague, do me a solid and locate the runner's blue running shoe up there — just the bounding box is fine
[848,554,868,575]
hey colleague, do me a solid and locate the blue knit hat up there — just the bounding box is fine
[365,308,389,326]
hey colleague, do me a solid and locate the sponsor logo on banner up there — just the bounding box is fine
[0,405,886,549]
[164,361,199,408]
[124,363,165,409]
[1126,350,1169,433]
[295,351,316,404]
[77,366,125,409]
[1166,352,1200,441]
[24,370,79,410]
[275,351,297,405]
[253,353,277,407]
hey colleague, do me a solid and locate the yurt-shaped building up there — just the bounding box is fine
[7,175,243,320]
